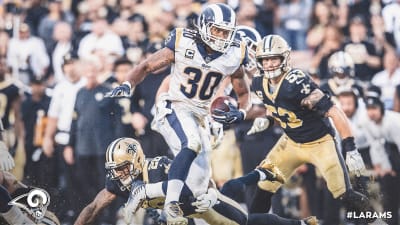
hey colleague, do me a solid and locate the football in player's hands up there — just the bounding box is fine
[210,96,238,114]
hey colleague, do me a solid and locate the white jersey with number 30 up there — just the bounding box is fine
[165,28,247,116]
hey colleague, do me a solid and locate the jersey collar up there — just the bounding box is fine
[196,42,223,63]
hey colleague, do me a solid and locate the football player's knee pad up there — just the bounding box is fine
[257,180,281,193]
[186,135,202,153]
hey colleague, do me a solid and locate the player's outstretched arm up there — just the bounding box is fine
[106,48,174,98]
[74,189,116,225]
[126,47,174,87]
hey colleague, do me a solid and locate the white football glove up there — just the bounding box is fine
[247,117,272,135]
[125,183,147,216]
[346,150,366,177]
[210,121,224,149]
[191,188,220,213]
[0,141,15,171]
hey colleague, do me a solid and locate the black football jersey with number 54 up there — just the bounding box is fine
[251,69,334,143]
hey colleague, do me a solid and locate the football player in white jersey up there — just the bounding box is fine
[107,3,251,224]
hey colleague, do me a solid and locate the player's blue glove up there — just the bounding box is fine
[105,81,132,97]
[212,103,245,124]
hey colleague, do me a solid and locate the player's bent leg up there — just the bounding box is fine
[309,136,375,223]
[251,134,303,213]
[160,103,203,225]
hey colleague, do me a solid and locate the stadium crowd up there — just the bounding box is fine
[0,0,400,224]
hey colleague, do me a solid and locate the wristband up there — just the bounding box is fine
[342,137,356,152]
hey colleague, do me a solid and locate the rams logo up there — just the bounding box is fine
[9,188,50,222]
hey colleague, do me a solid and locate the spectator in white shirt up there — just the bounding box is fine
[371,50,400,109]
[51,22,73,84]
[363,92,400,225]
[77,19,124,60]
[7,23,50,85]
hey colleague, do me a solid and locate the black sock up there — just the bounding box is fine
[249,187,274,213]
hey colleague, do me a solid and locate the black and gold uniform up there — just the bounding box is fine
[251,69,350,198]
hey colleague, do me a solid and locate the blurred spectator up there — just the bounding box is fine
[115,0,140,19]
[254,0,278,36]
[371,50,400,109]
[306,1,335,49]
[311,24,343,80]
[277,0,312,50]
[370,15,389,57]
[123,17,148,63]
[7,23,50,85]
[51,21,74,83]
[24,0,49,36]
[343,15,381,82]
[38,0,74,52]
[0,57,23,155]
[42,53,85,221]
[320,51,363,100]
[0,31,9,58]
[134,0,164,24]
[363,93,400,225]
[21,76,51,187]
[382,0,400,54]
[77,18,124,60]
[104,57,135,138]
[171,0,199,29]
[147,15,170,43]
[237,0,258,28]
[66,59,116,218]
[337,89,370,166]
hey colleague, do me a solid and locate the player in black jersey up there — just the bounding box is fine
[213,34,375,223]
[75,137,318,225]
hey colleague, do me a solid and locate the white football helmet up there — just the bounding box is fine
[105,137,145,190]
[197,3,237,53]
[256,35,291,79]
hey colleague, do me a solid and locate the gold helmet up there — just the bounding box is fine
[256,35,291,79]
[105,137,145,189]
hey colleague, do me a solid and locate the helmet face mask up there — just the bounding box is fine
[198,3,237,53]
[105,138,145,190]
[256,35,291,79]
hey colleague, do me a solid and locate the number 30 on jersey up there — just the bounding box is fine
[180,66,223,100]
